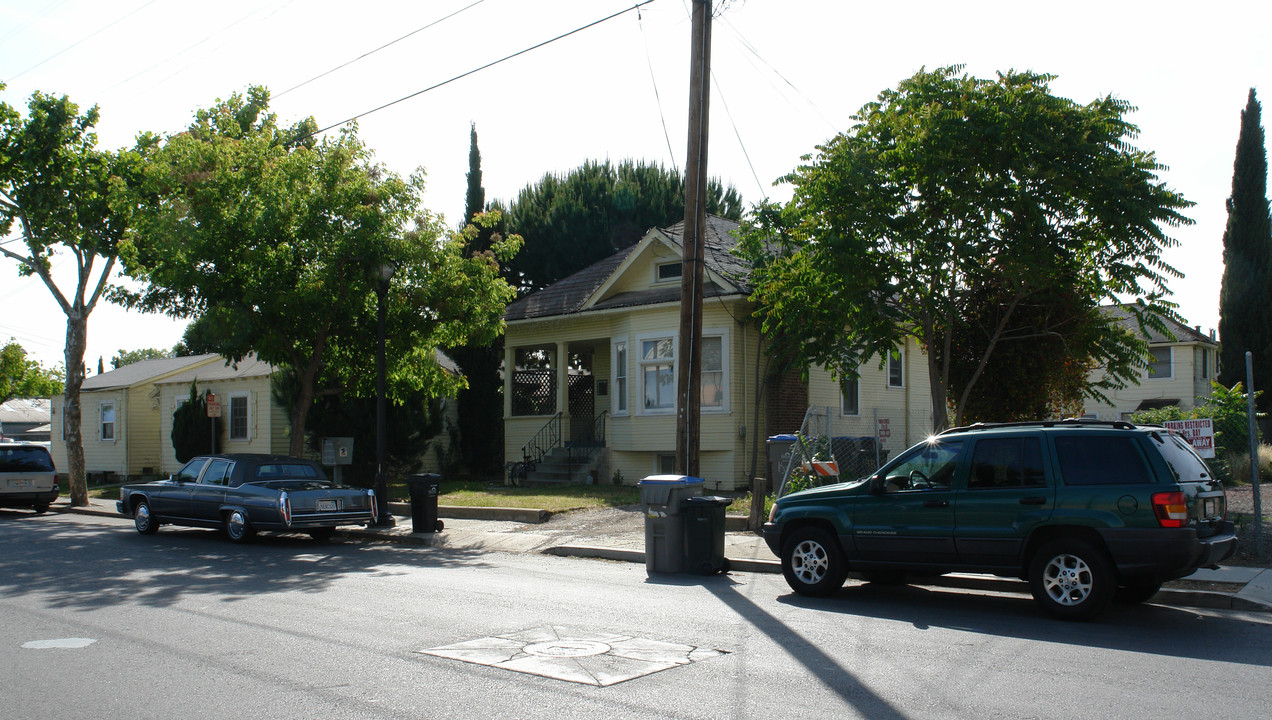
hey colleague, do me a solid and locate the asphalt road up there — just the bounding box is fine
[4,510,1272,720]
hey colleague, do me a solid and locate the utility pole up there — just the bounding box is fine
[676,0,712,477]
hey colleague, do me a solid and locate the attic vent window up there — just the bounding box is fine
[656,262,682,282]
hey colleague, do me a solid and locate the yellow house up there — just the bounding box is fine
[1083,305,1220,420]
[50,354,223,480]
[152,354,290,474]
[502,217,933,492]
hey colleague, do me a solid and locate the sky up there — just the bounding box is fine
[1,0,1269,372]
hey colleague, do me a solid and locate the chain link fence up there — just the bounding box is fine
[768,405,930,497]
[1131,383,1269,561]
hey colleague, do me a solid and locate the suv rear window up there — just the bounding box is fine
[1053,436,1151,485]
[0,446,55,472]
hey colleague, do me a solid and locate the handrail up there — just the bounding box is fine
[521,412,562,465]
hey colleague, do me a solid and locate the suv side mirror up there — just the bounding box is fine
[869,475,886,495]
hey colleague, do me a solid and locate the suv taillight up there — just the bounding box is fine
[1152,491,1187,528]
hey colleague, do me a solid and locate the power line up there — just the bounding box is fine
[4,0,166,82]
[636,5,679,173]
[309,1,659,138]
[107,1,292,92]
[275,0,487,99]
[717,14,840,135]
[0,0,72,45]
[711,72,765,201]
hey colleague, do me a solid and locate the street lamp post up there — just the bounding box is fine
[373,261,396,527]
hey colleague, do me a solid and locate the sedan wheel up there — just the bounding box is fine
[225,509,254,543]
[1028,538,1113,621]
[134,500,159,535]
[780,526,847,597]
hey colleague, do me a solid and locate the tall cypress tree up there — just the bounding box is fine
[1218,89,1272,410]
[450,124,506,474]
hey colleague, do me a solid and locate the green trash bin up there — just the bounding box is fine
[638,475,703,574]
[683,495,732,575]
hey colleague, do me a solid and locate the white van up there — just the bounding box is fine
[0,442,59,513]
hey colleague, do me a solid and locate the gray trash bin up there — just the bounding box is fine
[638,475,704,574]
[766,434,798,494]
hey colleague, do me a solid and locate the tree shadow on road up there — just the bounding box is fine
[775,580,1272,669]
[0,512,498,611]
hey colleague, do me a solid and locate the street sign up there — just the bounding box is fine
[877,418,891,442]
[206,392,221,418]
[1164,418,1215,458]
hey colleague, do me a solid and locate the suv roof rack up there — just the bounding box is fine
[939,418,1139,435]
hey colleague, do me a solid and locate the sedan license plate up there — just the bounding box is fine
[316,499,338,512]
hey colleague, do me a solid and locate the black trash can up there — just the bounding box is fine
[403,473,444,533]
[682,495,732,575]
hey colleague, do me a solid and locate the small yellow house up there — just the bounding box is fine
[152,355,290,474]
[50,354,223,480]
[502,217,933,491]
[1082,305,1220,420]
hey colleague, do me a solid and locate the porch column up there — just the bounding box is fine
[504,342,515,419]
[556,341,568,420]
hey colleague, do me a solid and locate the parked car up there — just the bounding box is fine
[117,454,377,542]
[763,420,1237,620]
[0,441,58,513]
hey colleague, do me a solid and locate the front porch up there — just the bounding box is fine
[505,337,611,485]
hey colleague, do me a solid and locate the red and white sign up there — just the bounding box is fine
[206,392,222,418]
[877,418,891,442]
[1164,418,1215,458]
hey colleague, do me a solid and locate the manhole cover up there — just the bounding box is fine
[524,640,611,658]
[417,626,727,686]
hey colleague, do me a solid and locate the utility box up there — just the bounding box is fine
[638,475,703,574]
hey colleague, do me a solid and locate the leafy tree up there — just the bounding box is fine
[111,347,172,369]
[447,124,504,474]
[171,382,219,463]
[0,339,64,404]
[737,67,1192,431]
[0,86,132,505]
[1218,89,1272,413]
[301,386,444,488]
[116,87,520,457]
[500,159,743,293]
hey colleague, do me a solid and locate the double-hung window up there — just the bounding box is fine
[701,336,724,409]
[229,393,250,441]
[841,375,860,416]
[641,338,676,411]
[888,347,905,388]
[100,401,116,442]
[1148,347,1172,379]
[614,342,628,415]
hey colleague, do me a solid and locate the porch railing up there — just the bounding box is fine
[521,412,562,465]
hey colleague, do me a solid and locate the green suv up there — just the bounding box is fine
[762,420,1237,620]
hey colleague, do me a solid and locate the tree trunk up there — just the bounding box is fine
[63,313,88,506]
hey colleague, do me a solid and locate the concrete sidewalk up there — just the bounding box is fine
[53,497,1272,614]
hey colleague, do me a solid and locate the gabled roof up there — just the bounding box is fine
[154,354,275,386]
[82,354,222,391]
[504,215,746,322]
[0,398,51,423]
[1101,305,1216,346]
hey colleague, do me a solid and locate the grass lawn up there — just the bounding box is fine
[61,477,765,517]
[392,480,642,513]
